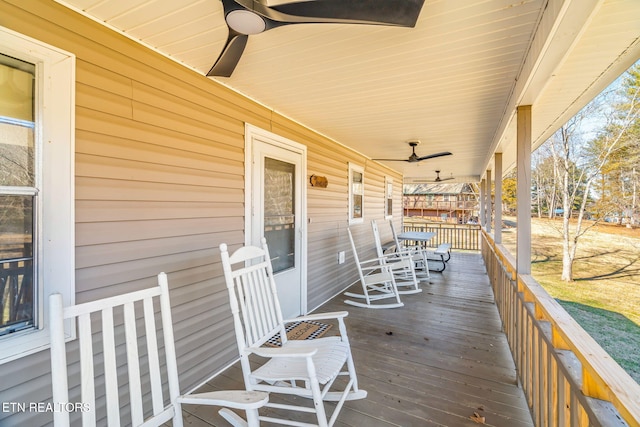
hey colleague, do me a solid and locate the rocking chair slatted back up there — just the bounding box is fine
[344,228,404,309]
[220,239,367,426]
[371,220,388,259]
[50,273,270,427]
[50,277,181,427]
[220,241,287,349]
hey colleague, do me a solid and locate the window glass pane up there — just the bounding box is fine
[386,181,393,216]
[0,54,35,187]
[353,194,363,219]
[352,171,363,195]
[264,157,295,273]
[350,169,363,220]
[0,195,34,336]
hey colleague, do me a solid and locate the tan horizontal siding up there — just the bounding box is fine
[132,82,244,135]
[77,59,133,98]
[75,228,240,267]
[76,110,245,160]
[75,154,244,189]
[0,1,401,425]
[75,200,244,222]
[77,81,134,119]
[75,177,243,203]
[76,130,244,174]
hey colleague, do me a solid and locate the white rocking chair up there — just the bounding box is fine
[371,220,421,295]
[219,238,367,427]
[389,220,431,281]
[344,228,404,309]
[49,273,268,427]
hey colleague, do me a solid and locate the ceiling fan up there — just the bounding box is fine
[410,170,455,183]
[432,170,454,182]
[373,140,452,163]
[208,0,426,77]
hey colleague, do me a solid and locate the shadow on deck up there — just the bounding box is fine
[183,252,534,427]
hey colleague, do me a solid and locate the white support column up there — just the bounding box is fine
[479,178,486,228]
[486,169,492,234]
[494,153,503,244]
[517,106,532,275]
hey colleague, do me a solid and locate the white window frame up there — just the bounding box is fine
[0,26,75,364]
[348,163,364,224]
[384,177,394,219]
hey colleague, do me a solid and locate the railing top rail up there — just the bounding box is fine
[483,231,640,426]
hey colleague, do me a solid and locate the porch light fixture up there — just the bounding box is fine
[226,10,266,34]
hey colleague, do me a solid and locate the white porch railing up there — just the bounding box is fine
[481,230,640,427]
[403,222,481,250]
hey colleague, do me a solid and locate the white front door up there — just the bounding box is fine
[246,125,307,319]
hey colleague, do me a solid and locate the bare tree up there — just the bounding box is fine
[532,147,561,218]
[545,65,640,281]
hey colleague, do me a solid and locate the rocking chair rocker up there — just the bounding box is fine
[219,238,367,427]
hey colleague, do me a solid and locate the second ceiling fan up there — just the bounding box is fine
[209,0,426,77]
[373,140,452,163]
[432,170,454,182]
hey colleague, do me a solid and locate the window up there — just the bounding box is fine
[0,54,36,338]
[385,177,393,219]
[348,163,364,224]
[0,26,75,364]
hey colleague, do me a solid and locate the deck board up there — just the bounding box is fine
[181,252,534,427]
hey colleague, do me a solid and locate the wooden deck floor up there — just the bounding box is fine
[181,252,534,427]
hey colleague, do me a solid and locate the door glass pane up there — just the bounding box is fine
[0,195,35,336]
[264,157,295,273]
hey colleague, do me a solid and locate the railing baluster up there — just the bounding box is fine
[482,230,640,427]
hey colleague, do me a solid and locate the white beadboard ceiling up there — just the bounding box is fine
[56,0,640,183]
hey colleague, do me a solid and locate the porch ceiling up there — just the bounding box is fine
[56,0,640,183]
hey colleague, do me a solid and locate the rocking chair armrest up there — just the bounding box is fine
[285,311,348,324]
[178,390,269,410]
[249,346,318,358]
[360,264,394,275]
[378,252,413,261]
[359,256,400,268]
[359,256,388,265]
[390,245,423,255]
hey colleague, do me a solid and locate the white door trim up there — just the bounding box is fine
[244,123,308,315]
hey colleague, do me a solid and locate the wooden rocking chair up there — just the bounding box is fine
[219,238,367,427]
[371,220,421,295]
[49,272,268,427]
[344,228,404,309]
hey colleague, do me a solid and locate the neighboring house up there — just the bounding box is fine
[0,2,402,425]
[403,183,478,224]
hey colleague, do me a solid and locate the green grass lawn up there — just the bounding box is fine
[501,218,640,383]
